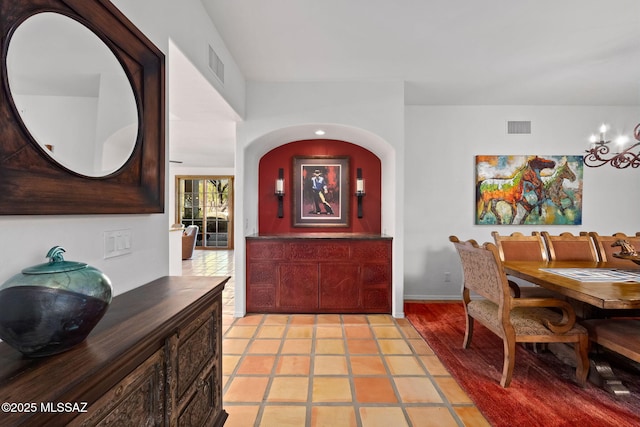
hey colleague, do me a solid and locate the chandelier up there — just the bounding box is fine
[584,123,640,168]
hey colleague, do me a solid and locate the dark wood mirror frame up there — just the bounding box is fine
[0,0,165,214]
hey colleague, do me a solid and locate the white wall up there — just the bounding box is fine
[404,105,640,300]
[235,80,406,317]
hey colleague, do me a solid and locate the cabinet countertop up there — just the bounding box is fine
[246,233,392,240]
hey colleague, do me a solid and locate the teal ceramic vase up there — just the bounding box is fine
[0,246,112,357]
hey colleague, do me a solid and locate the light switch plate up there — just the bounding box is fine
[104,229,132,258]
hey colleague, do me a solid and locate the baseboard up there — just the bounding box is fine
[403,295,461,301]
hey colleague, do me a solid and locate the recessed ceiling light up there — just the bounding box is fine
[314,130,325,136]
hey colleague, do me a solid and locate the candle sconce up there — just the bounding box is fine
[275,168,285,218]
[355,168,365,218]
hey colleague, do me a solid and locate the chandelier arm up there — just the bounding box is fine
[584,142,640,168]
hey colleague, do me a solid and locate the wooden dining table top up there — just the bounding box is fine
[502,260,640,310]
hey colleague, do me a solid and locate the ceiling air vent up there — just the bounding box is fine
[208,45,224,84]
[507,121,531,134]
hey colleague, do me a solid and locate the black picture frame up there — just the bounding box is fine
[293,156,349,227]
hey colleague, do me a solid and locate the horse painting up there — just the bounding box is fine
[477,156,555,224]
[476,155,584,225]
[543,159,577,214]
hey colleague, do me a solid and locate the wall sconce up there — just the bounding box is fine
[275,168,285,218]
[355,168,365,218]
[584,123,640,169]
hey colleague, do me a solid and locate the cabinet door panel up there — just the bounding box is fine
[69,350,164,427]
[278,263,318,309]
[319,264,359,309]
[177,313,215,399]
[178,367,219,426]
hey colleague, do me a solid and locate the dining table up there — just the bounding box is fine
[502,260,640,310]
[503,260,640,396]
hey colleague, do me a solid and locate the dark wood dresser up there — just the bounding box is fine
[246,234,392,313]
[0,276,229,427]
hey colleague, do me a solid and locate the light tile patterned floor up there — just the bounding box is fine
[183,250,490,427]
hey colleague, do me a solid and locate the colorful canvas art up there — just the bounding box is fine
[475,155,584,225]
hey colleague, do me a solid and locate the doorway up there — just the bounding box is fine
[176,176,234,249]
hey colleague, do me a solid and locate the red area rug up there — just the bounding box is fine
[405,302,640,427]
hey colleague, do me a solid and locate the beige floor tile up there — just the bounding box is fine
[341,314,368,325]
[314,355,349,375]
[223,338,250,354]
[224,376,269,402]
[222,375,230,389]
[394,376,444,403]
[256,325,286,338]
[236,355,276,375]
[408,338,434,355]
[366,314,395,325]
[385,355,428,375]
[224,405,260,427]
[346,339,380,354]
[267,377,309,402]
[315,339,345,354]
[233,314,264,325]
[225,325,257,338]
[360,407,409,427]
[222,355,241,375]
[434,376,473,404]
[371,325,403,338]
[406,407,459,427]
[454,406,492,427]
[420,354,451,375]
[316,325,344,338]
[378,339,413,354]
[286,325,314,338]
[290,314,316,325]
[312,377,352,402]
[311,406,357,427]
[281,339,313,354]
[344,325,373,339]
[276,355,311,375]
[353,377,398,403]
[259,405,307,427]
[247,339,281,354]
[317,314,342,324]
[263,314,290,325]
[349,355,387,375]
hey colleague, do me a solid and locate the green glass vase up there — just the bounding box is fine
[0,246,112,357]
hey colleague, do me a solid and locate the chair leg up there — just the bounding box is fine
[463,315,474,349]
[501,337,516,387]
[574,335,589,387]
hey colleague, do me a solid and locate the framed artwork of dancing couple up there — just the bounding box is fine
[293,156,349,227]
[475,155,584,225]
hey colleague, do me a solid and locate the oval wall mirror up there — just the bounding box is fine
[6,12,138,177]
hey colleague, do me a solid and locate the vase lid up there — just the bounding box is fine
[21,246,87,275]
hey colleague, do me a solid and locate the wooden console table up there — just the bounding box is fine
[0,276,229,427]
[246,234,392,313]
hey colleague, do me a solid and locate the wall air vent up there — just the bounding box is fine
[507,121,531,134]
[208,45,224,84]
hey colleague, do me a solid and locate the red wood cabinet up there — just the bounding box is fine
[246,235,392,313]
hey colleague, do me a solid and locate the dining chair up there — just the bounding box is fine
[449,236,589,388]
[587,232,640,265]
[541,231,598,262]
[491,231,558,299]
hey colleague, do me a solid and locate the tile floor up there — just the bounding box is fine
[182,249,490,427]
